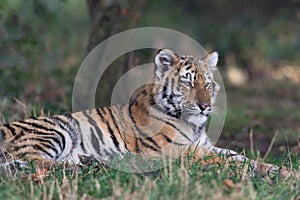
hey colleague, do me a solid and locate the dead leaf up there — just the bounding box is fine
[223,179,235,189]
[223,179,242,190]
[32,168,48,184]
[279,166,293,179]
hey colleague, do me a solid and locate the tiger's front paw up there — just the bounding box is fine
[249,161,279,177]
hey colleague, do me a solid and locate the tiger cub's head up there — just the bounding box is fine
[153,49,220,127]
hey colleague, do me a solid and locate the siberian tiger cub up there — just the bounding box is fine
[0,49,278,174]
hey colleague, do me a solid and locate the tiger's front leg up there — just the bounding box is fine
[210,146,279,176]
[188,145,279,176]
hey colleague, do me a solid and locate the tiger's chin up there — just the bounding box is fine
[182,113,209,129]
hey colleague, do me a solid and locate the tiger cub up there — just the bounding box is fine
[0,49,278,174]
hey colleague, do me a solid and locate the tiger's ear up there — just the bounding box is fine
[154,49,176,70]
[154,49,177,81]
[203,51,219,71]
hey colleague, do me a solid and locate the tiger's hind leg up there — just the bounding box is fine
[25,155,57,170]
[0,148,30,176]
[26,155,78,171]
[0,159,29,176]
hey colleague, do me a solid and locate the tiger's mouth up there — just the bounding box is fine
[180,107,211,128]
[182,104,212,117]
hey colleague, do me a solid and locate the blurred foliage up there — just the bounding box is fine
[0,0,299,148]
[141,0,300,67]
[0,0,89,115]
[1,0,299,106]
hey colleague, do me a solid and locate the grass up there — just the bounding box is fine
[0,153,298,200]
[0,100,299,200]
[0,113,298,200]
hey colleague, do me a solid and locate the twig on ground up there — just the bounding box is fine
[14,97,30,117]
[249,129,254,158]
[263,130,278,160]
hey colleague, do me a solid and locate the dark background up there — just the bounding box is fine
[0,0,300,156]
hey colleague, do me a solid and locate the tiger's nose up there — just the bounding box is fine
[198,103,210,111]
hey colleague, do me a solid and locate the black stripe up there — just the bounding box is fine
[99,107,121,152]
[127,105,162,152]
[33,117,74,139]
[186,65,192,70]
[39,140,59,156]
[157,86,181,119]
[140,89,148,96]
[166,97,176,112]
[149,92,156,106]
[135,138,140,153]
[83,110,104,144]
[64,113,81,129]
[163,134,186,146]
[101,107,107,115]
[64,113,72,119]
[90,127,103,156]
[128,101,140,124]
[139,138,161,152]
[134,125,161,152]
[116,105,125,119]
[53,116,78,148]
[165,77,178,115]
[193,123,205,139]
[3,124,17,136]
[150,102,168,116]
[226,153,239,157]
[202,137,209,146]
[55,119,74,137]
[128,101,136,123]
[149,114,192,143]
[162,86,168,99]
[64,113,82,134]
[63,113,86,152]
[80,141,86,154]
[17,136,59,155]
[39,141,60,157]
[0,129,4,141]
[103,149,113,160]
[32,144,55,158]
[15,144,55,159]
[30,117,57,129]
[17,121,66,150]
[165,108,180,118]
[11,123,64,151]
[10,127,25,144]
[41,117,66,131]
[109,107,128,150]
[8,127,26,144]
[170,78,174,90]
[16,151,44,159]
